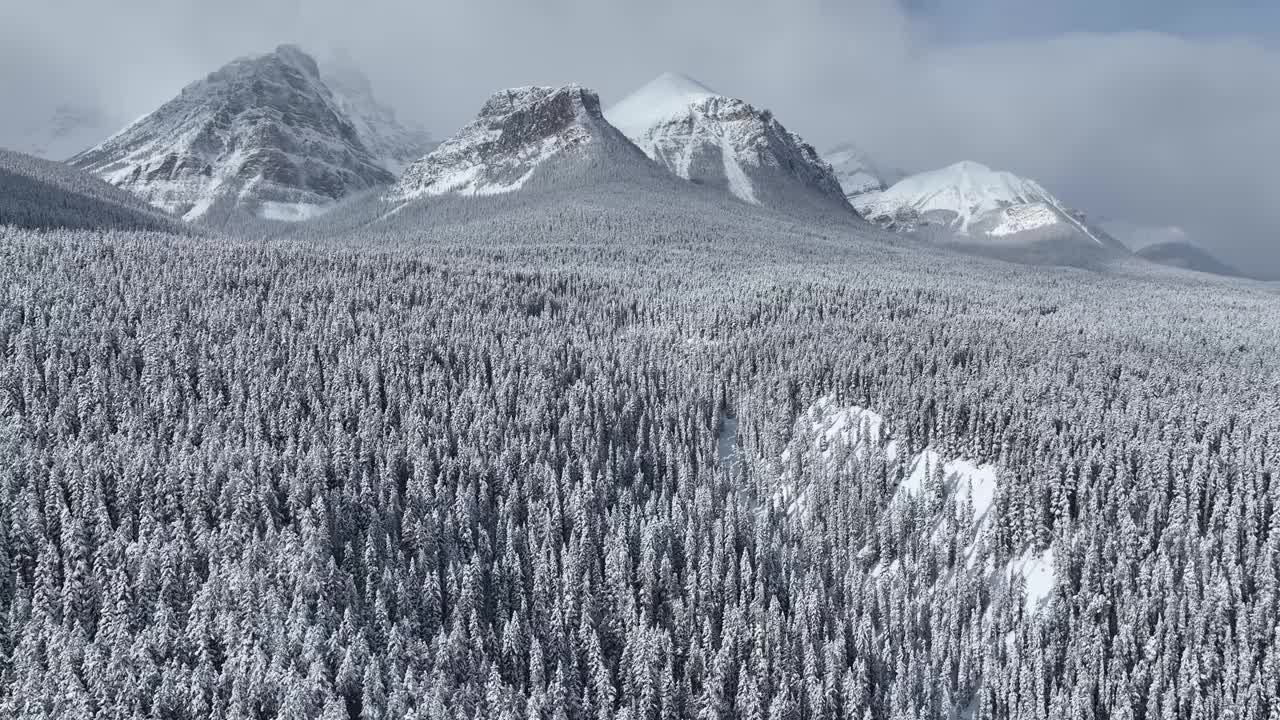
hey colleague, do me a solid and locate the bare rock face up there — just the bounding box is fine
[71,45,394,223]
[391,85,638,200]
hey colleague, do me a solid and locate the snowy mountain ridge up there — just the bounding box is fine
[823,143,890,199]
[605,73,849,211]
[389,84,646,201]
[69,45,395,223]
[854,161,1127,260]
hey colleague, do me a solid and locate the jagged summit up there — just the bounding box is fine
[390,84,647,200]
[605,73,849,212]
[824,143,889,199]
[70,45,394,223]
[854,161,1128,262]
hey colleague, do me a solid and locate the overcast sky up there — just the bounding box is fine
[2,0,1277,275]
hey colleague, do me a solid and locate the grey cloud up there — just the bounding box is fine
[2,0,1276,275]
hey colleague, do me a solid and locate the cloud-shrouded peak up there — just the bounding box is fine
[321,49,435,174]
[605,72,721,139]
[69,44,393,223]
[605,73,848,212]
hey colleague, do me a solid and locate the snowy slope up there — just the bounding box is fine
[853,161,1127,258]
[69,45,393,223]
[321,51,436,174]
[0,149,187,232]
[605,73,850,212]
[390,84,649,201]
[823,143,888,199]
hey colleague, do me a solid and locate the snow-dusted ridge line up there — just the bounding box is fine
[605,73,848,210]
[389,84,617,202]
[68,45,398,224]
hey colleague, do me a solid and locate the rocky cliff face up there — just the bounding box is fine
[390,85,643,200]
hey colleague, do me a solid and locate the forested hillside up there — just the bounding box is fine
[0,150,188,233]
[1,219,1278,720]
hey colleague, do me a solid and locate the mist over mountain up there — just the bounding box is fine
[68,45,395,224]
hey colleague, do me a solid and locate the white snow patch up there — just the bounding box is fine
[897,450,999,517]
[182,197,216,222]
[721,134,759,204]
[717,415,739,466]
[1005,546,1057,613]
[259,201,330,222]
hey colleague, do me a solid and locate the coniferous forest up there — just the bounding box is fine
[2,219,1279,720]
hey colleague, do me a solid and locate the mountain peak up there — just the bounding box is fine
[390,84,636,201]
[824,144,890,199]
[270,44,320,78]
[606,73,719,140]
[605,76,848,212]
[71,45,393,223]
[854,161,1129,262]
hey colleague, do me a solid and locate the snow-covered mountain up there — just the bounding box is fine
[390,84,650,201]
[824,144,886,199]
[7,103,122,162]
[822,143,908,200]
[605,73,850,212]
[69,45,394,223]
[853,161,1127,261]
[1136,241,1242,278]
[1,148,187,232]
[321,50,436,174]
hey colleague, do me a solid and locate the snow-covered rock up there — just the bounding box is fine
[321,50,436,174]
[70,45,394,223]
[823,143,889,199]
[605,73,849,211]
[774,395,1059,615]
[390,84,647,200]
[854,161,1127,258]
